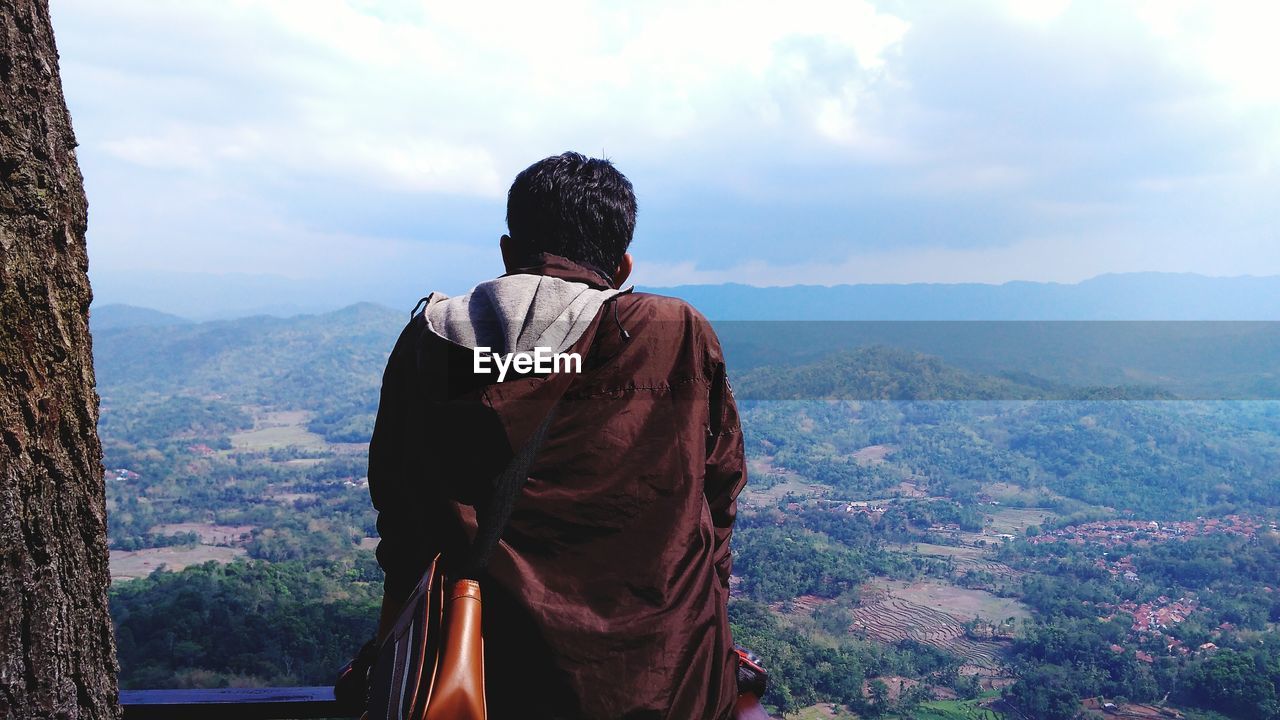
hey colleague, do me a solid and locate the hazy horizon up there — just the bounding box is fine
[90,269,1280,322]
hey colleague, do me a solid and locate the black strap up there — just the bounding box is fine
[458,400,559,580]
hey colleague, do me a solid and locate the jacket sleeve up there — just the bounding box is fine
[368,316,437,601]
[704,342,747,590]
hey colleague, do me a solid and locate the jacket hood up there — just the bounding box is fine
[422,253,623,355]
[424,273,619,356]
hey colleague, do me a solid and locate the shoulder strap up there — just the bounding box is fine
[457,399,560,580]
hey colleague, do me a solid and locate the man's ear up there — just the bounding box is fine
[611,252,633,288]
[500,235,520,272]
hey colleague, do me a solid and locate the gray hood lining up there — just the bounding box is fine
[424,274,620,355]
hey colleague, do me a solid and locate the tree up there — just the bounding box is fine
[866,679,889,716]
[0,0,119,716]
[1005,664,1081,720]
[1180,650,1279,720]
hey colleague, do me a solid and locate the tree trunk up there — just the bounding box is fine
[0,0,119,717]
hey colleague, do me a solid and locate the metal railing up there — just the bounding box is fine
[120,686,358,720]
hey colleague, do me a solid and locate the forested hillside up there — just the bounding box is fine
[93,305,1280,719]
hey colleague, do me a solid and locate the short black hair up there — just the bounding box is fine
[505,152,637,277]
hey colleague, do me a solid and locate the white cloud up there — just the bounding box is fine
[50,0,1280,297]
[1133,0,1280,108]
[61,0,910,196]
[101,125,263,172]
[637,229,1280,287]
[1001,0,1073,25]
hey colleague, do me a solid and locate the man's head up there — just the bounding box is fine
[502,152,636,286]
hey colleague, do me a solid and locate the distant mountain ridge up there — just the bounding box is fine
[91,300,1280,434]
[91,271,1280,321]
[646,272,1280,320]
[90,304,190,330]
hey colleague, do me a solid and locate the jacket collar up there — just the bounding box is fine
[502,252,616,290]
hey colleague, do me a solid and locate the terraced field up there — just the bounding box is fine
[851,589,1009,668]
[903,699,1007,720]
[891,542,1024,582]
[951,556,1023,581]
[984,505,1057,535]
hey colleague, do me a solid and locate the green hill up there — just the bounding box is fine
[735,346,1047,400]
[94,302,405,443]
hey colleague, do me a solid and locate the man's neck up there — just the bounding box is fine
[502,252,616,290]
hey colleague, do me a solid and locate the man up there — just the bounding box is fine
[366,152,748,719]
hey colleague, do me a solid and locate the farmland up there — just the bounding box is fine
[229,410,326,450]
[983,507,1055,536]
[897,696,1007,720]
[851,580,1022,671]
[110,545,246,581]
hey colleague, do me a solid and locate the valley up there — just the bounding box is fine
[92,304,1280,719]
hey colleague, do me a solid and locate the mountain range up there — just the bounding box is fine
[91,271,1280,322]
[92,291,1280,408]
[655,272,1280,321]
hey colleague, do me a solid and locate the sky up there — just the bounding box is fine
[51,0,1280,313]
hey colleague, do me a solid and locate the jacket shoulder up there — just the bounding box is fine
[617,291,725,365]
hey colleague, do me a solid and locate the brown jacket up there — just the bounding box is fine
[368,254,747,719]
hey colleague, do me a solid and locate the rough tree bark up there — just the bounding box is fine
[0,0,119,718]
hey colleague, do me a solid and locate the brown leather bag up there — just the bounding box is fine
[363,556,486,720]
[424,578,485,719]
[364,402,559,720]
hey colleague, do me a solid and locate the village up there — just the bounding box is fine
[1026,514,1276,548]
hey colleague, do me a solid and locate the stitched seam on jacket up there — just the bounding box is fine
[569,376,711,399]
